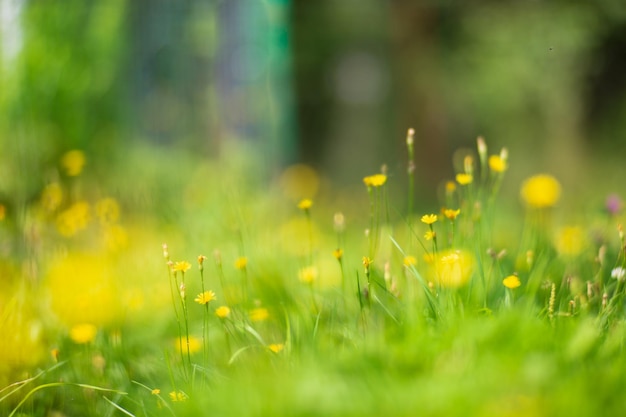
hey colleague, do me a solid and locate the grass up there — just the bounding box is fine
[1,136,626,416]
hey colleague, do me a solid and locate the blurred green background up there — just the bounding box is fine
[2,0,626,213]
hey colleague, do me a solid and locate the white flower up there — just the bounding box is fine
[611,267,626,281]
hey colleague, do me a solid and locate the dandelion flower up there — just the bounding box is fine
[362,257,373,270]
[249,307,269,322]
[363,174,387,187]
[215,306,231,319]
[503,275,521,289]
[169,391,187,402]
[69,323,97,344]
[555,226,585,256]
[172,261,192,273]
[421,214,438,225]
[443,208,461,220]
[298,266,318,284]
[488,155,507,173]
[61,150,86,176]
[520,174,561,208]
[151,389,161,396]
[56,201,90,236]
[297,199,313,210]
[234,257,248,270]
[176,336,201,354]
[424,230,436,241]
[431,249,474,288]
[456,173,473,185]
[332,248,343,261]
[403,256,417,267]
[268,343,284,353]
[194,290,216,305]
[445,181,457,194]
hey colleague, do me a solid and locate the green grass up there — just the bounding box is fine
[1,138,626,416]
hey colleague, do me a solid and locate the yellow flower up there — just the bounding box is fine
[555,226,585,256]
[169,391,187,402]
[362,257,373,270]
[430,249,475,288]
[520,174,561,208]
[176,336,201,354]
[151,389,161,396]
[445,181,457,194]
[194,290,216,305]
[503,275,521,289]
[268,343,284,353]
[332,248,343,261]
[403,256,417,267]
[69,323,97,344]
[172,261,192,273]
[215,306,231,319]
[297,199,313,210]
[61,150,86,176]
[249,307,269,322]
[41,182,63,212]
[489,155,507,173]
[456,173,473,185]
[421,214,438,225]
[56,201,90,236]
[363,174,387,187]
[424,230,436,241]
[234,257,248,270]
[298,266,318,284]
[95,198,120,225]
[443,208,461,220]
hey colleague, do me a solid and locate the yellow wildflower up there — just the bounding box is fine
[421,214,438,225]
[56,201,90,236]
[362,257,373,270]
[169,391,187,402]
[95,198,120,225]
[172,261,192,273]
[268,343,284,353]
[249,307,269,322]
[424,230,436,241]
[403,256,417,267]
[41,182,63,212]
[194,290,216,305]
[555,226,585,256]
[489,155,507,173]
[61,150,86,176]
[520,174,561,208]
[297,199,313,210]
[332,248,343,261]
[445,181,457,194]
[215,306,231,319]
[176,336,201,354]
[298,266,318,284]
[69,323,97,344]
[151,389,161,396]
[431,249,474,288]
[456,173,473,185]
[234,257,248,270]
[443,208,461,220]
[503,275,521,289]
[363,174,387,187]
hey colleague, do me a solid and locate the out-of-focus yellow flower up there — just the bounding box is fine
[503,275,521,289]
[194,290,216,305]
[215,306,231,319]
[102,224,128,251]
[362,257,373,271]
[555,226,585,256]
[403,256,417,267]
[520,174,561,208]
[176,336,201,354]
[298,266,318,284]
[445,181,457,194]
[363,174,387,187]
[234,257,248,270]
[56,201,90,236]
[430,249,475,288]
[169,391,187,402]
[443,208,461,220]
[297,199,313,210]
[421,214,438,225]
[151,389,161,396]
[488,155,508,173]
[172,261,192,273]
[249,307,269,322]
[424,230,436,241]
[456,173,473,185]
[41,183,64,212]
[61,150,86,177]
[95,198,120,225]
[69,323,97,344]
[268,343,284,353]
[332,248,343,261]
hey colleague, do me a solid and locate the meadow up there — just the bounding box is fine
[2,133,626,417]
